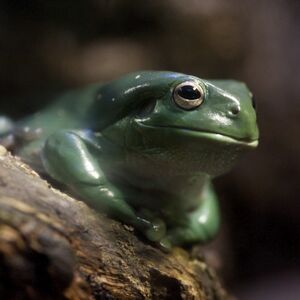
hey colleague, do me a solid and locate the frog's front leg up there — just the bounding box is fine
[161,182,220,249]
[42,129,165,241]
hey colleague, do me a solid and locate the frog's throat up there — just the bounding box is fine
[137,123,259,148]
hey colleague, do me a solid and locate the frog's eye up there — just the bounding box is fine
[173,81,204,110]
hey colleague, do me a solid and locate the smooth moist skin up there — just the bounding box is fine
[0,71,259,249]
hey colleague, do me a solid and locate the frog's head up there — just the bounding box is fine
[100,71,259,176]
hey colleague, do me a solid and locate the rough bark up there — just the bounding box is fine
[0,145,232,300]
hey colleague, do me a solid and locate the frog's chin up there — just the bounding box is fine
[137,123,258,149]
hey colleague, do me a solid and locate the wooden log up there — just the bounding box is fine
[0,146,232,300]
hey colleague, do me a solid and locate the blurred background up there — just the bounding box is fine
[0,0,299,299]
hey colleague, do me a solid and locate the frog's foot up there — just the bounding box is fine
[143,218,166,242]
[159,182,220,248]
[0,117,15,149]
[134,210,166,242]
[158,194,220,248]
[159,225,210,250]
[0,116,13,136]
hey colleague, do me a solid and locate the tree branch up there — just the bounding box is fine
[0,146,232,300]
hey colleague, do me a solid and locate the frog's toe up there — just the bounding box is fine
[0,116,13,136]
[158,237,173,251]
[145,218,166,242]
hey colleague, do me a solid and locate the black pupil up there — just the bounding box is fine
[177,85,201,100]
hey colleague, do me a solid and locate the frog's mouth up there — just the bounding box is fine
[137,123,259,148]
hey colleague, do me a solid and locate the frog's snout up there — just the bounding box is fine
[204,97,258,142]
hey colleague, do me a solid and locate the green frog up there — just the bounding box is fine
[0,71,259,249]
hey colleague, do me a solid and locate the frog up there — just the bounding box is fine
[0,71,259,249]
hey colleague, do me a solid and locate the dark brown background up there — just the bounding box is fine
[0,1,299,299]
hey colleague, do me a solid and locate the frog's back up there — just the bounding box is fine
[17,84,102,136]
[11,84,102,169]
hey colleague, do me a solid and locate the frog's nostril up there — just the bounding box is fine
[229,105,240,116]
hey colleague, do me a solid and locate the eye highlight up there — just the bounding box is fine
[173,81,204,110]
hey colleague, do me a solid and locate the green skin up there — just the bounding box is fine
[0,71,259,249]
